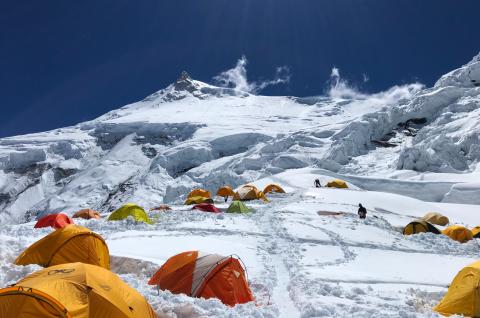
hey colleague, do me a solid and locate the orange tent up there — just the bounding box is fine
[72,208,101,219]
[187,188,211,199]
[263,184,286,194]
[443,225,473,243]
[15,225,110,269]
[216,186,235,198]
[148,251,254,306]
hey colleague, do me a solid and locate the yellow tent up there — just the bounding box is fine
[184,196,213,205]
[216,185,235,198]
[107,203,153,224]
[443,225,473,243]
[326,179,348,189]
[0,262,156,318]
[435,260,480,317]
[471,226,480,238]
[403,220,441,235]
[421,212,449,226]
[263,184,286,194]
[233,185,268,202]
[187,188,211,199]
[15,225,110,269]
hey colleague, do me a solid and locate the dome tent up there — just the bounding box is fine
[471,225,480,238]
[0,262,156,318]
[107,203,153,224]
[443,225,473,243]
[421,212,449,226]
[72,208,101,219]
[187,188,211,199]
[15,225,110,269]
[227,200,251,213]
[435,260,480,317]
[234,184,268,202]
[216,185,235,198]
[148,251,254,306]
[326,179,348,189]
[192,203,221,213]
[403,220,441,235]
[35,213,74,229]
[184,196,213,205]
[263,184,286,194]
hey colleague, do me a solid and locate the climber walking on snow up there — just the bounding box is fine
[314,179,321,188]
[358,204,367,219]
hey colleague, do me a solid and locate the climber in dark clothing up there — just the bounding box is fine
[314,179,321,188]
[358,204,367,219]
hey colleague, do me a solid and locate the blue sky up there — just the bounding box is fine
[1,1,479,137]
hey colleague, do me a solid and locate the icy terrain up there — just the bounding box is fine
[1,54,480,317]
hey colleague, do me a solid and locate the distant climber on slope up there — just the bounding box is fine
[314,179,321,188]
[358,204,367,219]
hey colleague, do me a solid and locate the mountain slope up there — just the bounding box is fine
[1,54,480,224]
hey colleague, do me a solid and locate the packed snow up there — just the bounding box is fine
[1,53,480,317]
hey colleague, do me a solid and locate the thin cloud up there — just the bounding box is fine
[213,56,290,94]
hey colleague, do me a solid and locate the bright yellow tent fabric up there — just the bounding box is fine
[184,196,212,205]
[403,220,441,235]
[471,226,480,238]
[263,184,286,194]
[0,262,156,318]
[107,203,153,224]
[233,185,268,202]
[443,225,473,243]
[187,189,211,199]
[422,212,449,226]
[216,186,235,198]
[15,225,110,269]
[434,260,480,317]
[326,179,348,189]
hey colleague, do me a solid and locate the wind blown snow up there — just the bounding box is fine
[213,55,290,93]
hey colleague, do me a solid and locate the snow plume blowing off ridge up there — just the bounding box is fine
[327,66,424,105]
[213,56,290,93]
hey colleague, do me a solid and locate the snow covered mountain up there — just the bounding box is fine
[1,54,480,318]
[1,54,480,224]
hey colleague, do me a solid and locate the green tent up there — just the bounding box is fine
[107,203,153,224]
[226,201,251,213]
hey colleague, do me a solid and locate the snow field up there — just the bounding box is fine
[1,170,480,317]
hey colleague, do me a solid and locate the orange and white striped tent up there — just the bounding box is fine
[233,184,268,202]
[148,251,254,306]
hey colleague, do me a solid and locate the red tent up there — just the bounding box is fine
[34,213,74,229]
[192,203,221,213]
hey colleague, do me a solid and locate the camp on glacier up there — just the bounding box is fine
[1,51,480,318]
